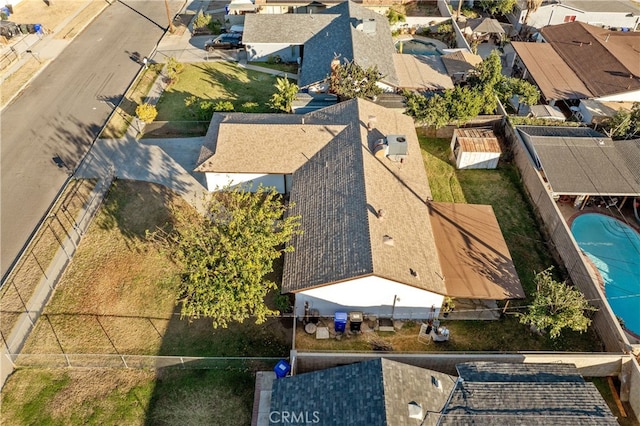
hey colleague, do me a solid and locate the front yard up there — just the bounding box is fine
[155,62,279,121]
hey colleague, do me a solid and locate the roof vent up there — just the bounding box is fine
[432,376,443,391]
[407,401,423,420]
[410,268,419,278]
[383,235,394,246]
[597,139,605,146]
[377,209,386,220]
[386,135,408,162]
[367,115,377,131]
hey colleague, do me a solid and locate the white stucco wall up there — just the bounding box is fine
[294,276,445,319]
[204,172,287,193]
[524,5,639,30]
[594,89,640,103]
[455,152,500,169]
[244,43,301,63]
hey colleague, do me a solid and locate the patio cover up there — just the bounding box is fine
[511,42,592,101]
[526,136,640,195]
[227,0,256,12]
[429,202,525,300]
[392,54,453,91]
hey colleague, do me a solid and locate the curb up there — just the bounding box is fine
[1,0,112,111]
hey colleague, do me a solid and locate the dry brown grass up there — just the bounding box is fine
[0,368,155,425]
[55,1,108,39]
[0,57,49,105]
[8,0,91,33]
[0,179,96,340]
[22,181,184,355]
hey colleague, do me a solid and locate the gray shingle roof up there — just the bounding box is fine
[283,99,445,294]
[517,127,640,195]
[615,139,640,185]
[440,362,618,425]
[242,14,334,44]
[268,358,456,426]
[298,1,398,87]
[195,99,444,295]
[562,0,640,13]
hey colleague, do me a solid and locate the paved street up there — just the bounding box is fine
[0,0,182,278]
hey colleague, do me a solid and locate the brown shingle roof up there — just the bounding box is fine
[429,202,525,300]
[541,22,640,98]
[511,41,592,101]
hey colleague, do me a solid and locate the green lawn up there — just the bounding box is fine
[0,368,254,426]
[155,62,278,121]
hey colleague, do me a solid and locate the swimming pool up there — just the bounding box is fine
[571,214,640,336]
[395,40,441,56]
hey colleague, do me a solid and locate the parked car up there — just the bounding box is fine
[204,33,242,51]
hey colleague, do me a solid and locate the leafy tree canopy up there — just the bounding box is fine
[480,0,517,16]
[519,267,596,339]
[135,103,158,123]
[330,60,383,101]
[268,76,299,113]
[156,186,301,328]
[601,102,640,140]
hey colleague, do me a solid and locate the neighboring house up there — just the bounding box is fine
[510,0,640,32]
[244,2,399,91]
[577,99,636,124]
[516,126,640,201]
[195,99,525,318]
[243,1,453,93]
[253,359,618,425]
[511,22,640,105]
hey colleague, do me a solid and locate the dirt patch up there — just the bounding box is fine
[54,0,108,40]
[8,0,91,33]
[0,57,49,105]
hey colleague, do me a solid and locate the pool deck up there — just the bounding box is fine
[394,35,448,51]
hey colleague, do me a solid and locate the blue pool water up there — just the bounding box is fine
[571,214,640,336]
[395,40,441,56]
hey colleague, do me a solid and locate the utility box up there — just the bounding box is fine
[334,312,347,333]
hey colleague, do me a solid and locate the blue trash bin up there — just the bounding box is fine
[34,23,42,34]
[334,311,347,333]
[274,359,291,379]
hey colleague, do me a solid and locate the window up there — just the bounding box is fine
[564,15,576,22]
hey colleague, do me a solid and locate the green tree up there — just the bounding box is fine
[519,267,596,339]
[330,60,383,101]
[193,9,211,28]
[268,76,299,113]
[480,0,517,16]
[602,102,640,140]
[135,103,158,123]
[157,186,301,328]
[386,8,406,25]
[445,86,484,125]
[166,57,184,83]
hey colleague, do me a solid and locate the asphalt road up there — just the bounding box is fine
[0,1,183,279]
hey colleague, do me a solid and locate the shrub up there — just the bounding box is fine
[135,103,158,123]
[193,10,211,29]
[213,101,235,112]
[240,102,260,112]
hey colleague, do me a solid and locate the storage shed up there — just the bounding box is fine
[451,128,501,169]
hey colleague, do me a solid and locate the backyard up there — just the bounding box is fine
[296,134,602,353]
